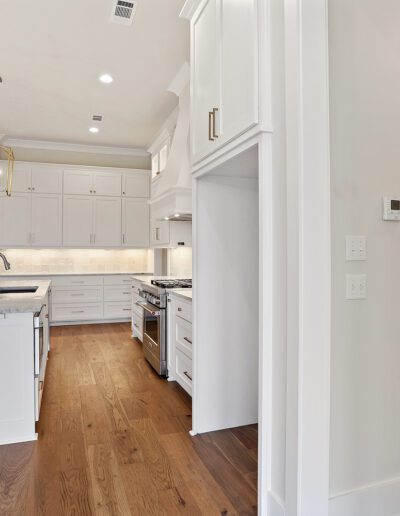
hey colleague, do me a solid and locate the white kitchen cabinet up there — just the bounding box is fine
[93,171,121,197]
[0,193,31,246]
[184,0,259,164]
[151,220,192,248]
[191,0,221,162]
[63,195,121,247]
[8,163,32,193]
[122,171,150,198]
[93,196,121,247]
[31,166,63,194]
[168,293,193,394]
[123,198,150,248]
[31,194,63,247]
[63,195,93,247]
[64,169,121,197]
[63,170,93,195]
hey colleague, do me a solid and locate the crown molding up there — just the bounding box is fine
[167,62,190,97]
[180,0,203,19]
[1,138,149,157]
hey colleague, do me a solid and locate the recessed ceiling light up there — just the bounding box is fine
[174,213,180,218]
[99,74,113,84]
[164,217,169,221]
[89,127,99,133]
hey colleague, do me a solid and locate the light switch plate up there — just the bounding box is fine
[346,274,367,300]
[346,236,367,261]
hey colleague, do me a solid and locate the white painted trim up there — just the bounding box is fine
[180,0,203,20]
[147,129,172,155]
[268,491,285,516]
[167,62,190,97]
[329,476,400,516]
[284,0,331,515]
[0,433,38,445]
[2,138,148,157]
[0,134,5,144]
[50,318,130,327]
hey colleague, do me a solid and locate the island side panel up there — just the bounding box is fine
[0,312,36,444]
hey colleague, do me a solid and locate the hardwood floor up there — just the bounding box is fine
[0,323,258,515]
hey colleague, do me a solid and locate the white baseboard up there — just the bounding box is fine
[268,490,285,516]
[50,318,130,327]
[0,433,38,446]
[330,477,400,516]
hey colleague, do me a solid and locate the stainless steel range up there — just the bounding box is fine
[138,279,192,376]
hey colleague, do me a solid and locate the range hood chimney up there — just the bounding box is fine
[150,63,191,221]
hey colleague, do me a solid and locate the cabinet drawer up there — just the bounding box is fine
[52,303,103,322]
[175,317,192,359]
[51,275,103,287]
[104,302,132,319]
[104,275,133,286]
[104,285,132,302]
[171,298,192,323]
[175,348,192,396]
[132,282,142,297]
[132,311,143,340]
[52,286,103,304]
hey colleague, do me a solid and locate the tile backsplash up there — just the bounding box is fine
[0,249,154,274]
[168,247,192,278]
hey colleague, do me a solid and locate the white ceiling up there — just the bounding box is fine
[0,0,189,149]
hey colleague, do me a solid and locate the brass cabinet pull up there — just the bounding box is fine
[208,111,215,141]
[212,108,219,138]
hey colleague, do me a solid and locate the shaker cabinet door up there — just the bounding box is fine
[63,196,93,246]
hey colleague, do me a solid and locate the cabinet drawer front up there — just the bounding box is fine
[52,303,103,322]
[103,275,133,286]
[132,298,142,316]
[51,276,103,287]
[132,282,142,296]
[104,285,132,302]
[132,311,143,339]
[176,317,193,358]
[104,302,132,319]
[175,348,192,396]
[171,298,192,323]
[52,287,103,304]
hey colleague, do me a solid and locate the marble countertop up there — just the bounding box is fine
[0,271,152,278]
[168,289,193,301]
[0,280,51,314]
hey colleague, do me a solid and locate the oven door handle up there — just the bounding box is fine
[138,302,161,316]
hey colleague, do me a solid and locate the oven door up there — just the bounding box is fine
[140,302,166,376]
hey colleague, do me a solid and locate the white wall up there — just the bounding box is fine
[329,0,400,507]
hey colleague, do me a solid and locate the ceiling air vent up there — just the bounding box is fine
[92,115,103,122]
[110,0,137,26]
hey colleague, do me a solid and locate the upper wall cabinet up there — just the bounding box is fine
[63,169,121,196]
[122,171,150,198]
[185,0,260,165]
[1,162,63,194]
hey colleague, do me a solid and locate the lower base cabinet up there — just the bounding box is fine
[168,293,193,396]
[2,274,135,325]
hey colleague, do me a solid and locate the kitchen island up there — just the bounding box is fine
[0,279,50,444]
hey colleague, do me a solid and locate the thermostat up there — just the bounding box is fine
[383,197,400,220]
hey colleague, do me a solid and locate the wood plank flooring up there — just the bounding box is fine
[0,323,258,515]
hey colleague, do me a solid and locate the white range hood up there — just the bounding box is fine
[150,73,191,221]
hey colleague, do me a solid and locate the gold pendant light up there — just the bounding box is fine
[0,145,15,196]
